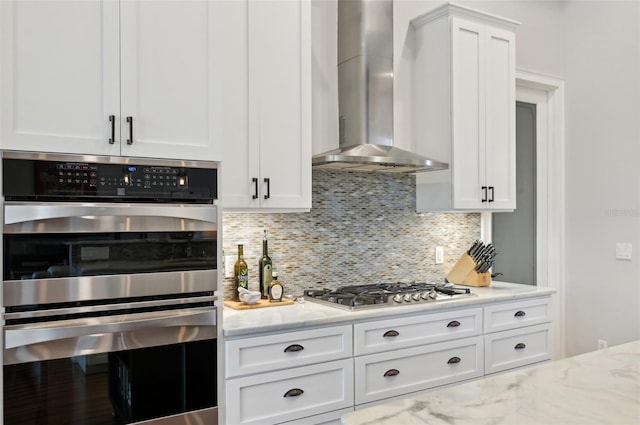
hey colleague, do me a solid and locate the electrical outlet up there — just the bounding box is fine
[615,243,632,260]
[224,255,235,278]
[435,246,444,264]
[597,339,608,350]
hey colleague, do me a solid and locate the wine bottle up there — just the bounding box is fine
[258,230,273,299]
[268,271,283,302]
[234,244,248,301]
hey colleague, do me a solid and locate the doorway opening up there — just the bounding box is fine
[492,102,537,285]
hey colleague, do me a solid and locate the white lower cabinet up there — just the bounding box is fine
[355,336,484,405]
[226,324,353,378]
[226,359,354,425]
[354,308,482,355]
[484,323,553,375]
[224,324,353,424]
[224,295,554,422]
[483,297,553,375]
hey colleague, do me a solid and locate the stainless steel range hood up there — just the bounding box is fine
[312,0,447,173]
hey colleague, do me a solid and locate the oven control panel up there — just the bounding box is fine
[2,156,217,202]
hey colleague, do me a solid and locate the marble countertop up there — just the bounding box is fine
[342,340,640,425]
[223,281,555,337]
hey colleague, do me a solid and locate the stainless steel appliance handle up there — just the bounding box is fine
[4,307,216,350]
[4,203,217,226]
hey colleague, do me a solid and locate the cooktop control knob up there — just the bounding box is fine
[393,294,403,303]
[420,291,431,300]
[411,293,421,301]
[402,294,412,303]
[428,289,438,299]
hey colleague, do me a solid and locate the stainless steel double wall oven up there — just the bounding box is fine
[1,152,220,425]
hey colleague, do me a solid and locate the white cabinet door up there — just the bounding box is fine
[119,0,220,161]
[1,0,221,161]
[223,0,311,211]
[451,17,485,210]
[484,26,516,210]
[452,17,516,210]
[0,0,120,156]
[414,4,518,212]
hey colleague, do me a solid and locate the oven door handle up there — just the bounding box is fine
[4,203,217,227]
[4,308,216,350]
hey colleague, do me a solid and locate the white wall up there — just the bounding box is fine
[398,0,640,356]
[312,0,640,356]
[563,0,640,355]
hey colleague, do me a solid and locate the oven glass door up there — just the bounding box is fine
[3,339,217,425]
[4,230,217,281]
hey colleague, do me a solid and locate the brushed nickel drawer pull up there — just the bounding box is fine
[383,369,400,377]
[283,388,304,398]
[514,342,527,350]
[447,356,461,364]
[284,344,304,353]
[447,320,461,328]
[383,330,399,337]
[514,310,526,317]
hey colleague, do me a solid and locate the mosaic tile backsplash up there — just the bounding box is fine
[222,169,480,300]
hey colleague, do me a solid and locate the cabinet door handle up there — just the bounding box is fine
[264,177,270,199]
[514,342,527,350]
[383,330,399,338]
[252,178,258,199]
[514,310,526,317]
[284,344,304,353]
[108,115,115,144]
[447,356,461,364]
[283,388,304,398]
[126,116,133,145]
[489,186,495,202]
[481,186,488,202]
[383,369,400,377]
[446,320,461,328]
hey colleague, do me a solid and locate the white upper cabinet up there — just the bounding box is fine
[222,0,312,211]
[412,4,519,211]
[0,0,221,162]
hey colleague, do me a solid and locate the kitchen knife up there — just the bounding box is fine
[477,252,498,273]
[470,241,485,260]
[468,240,482,256]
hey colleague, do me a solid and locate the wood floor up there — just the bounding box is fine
[4,358,117,425]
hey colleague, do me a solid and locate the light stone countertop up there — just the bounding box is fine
[341,340,640,425]
[223,281,555,337]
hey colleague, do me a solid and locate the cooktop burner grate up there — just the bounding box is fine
[303,282,475,311]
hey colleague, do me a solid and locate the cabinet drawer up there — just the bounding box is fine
[354,308,482,355]
[484,323,552,374]
[226,358,354,425]
[226,325,352,377]
[354,336,483,405]
[484,297,551,333]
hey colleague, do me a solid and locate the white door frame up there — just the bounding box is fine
[481,69,566,359]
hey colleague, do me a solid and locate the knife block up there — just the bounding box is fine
[446,253,491,287]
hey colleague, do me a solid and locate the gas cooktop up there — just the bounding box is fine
[303,282,475,311]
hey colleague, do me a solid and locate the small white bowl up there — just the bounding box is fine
[239,291,261,305]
